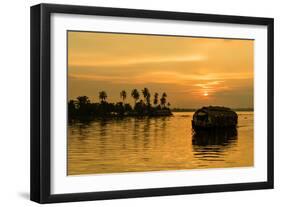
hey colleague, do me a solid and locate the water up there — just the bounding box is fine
[68,112,253,175]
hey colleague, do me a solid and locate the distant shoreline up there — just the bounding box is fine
[171,108,254,112]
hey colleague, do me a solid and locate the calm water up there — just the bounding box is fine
[68,112,253,175]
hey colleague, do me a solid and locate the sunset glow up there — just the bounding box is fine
[68,31,254,108]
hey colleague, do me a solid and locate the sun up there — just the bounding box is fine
[203,92,208,96]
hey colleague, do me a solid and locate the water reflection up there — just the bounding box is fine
[192,128,237,146]
[192,128,238,163]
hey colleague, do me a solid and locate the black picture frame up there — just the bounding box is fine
[30,3,274,204]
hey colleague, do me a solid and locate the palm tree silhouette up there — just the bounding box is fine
[131,89,140,105]
[153,93,159,106]
[99,91,107,103]
[77,96,90,106]
[142,88,151,106]
[120,90,127,103]
[160,92,167,108]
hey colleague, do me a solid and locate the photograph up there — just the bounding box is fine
[67,31,254,175]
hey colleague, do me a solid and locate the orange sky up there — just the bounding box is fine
[68,31,254,108]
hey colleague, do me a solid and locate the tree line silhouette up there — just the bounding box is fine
[68,88,172,120]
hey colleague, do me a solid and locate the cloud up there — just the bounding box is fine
[69,54,206,68]
[192,80,230,96]
[69,71,252,85]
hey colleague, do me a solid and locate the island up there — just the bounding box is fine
[68,88,172,120]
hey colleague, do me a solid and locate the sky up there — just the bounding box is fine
[68,31,254,109]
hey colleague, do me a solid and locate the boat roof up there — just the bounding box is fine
[195,106,237,117]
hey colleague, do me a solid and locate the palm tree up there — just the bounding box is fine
[142,88,151,106]
[99,91,107,103]
[120,90,127,103]
[68,100,77,118]
[160,92,167,108]
[131,89,140,104]
[167,102,171,108]
[76,96,90,107]
[146,93,151,106]
[153,93,159,106]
